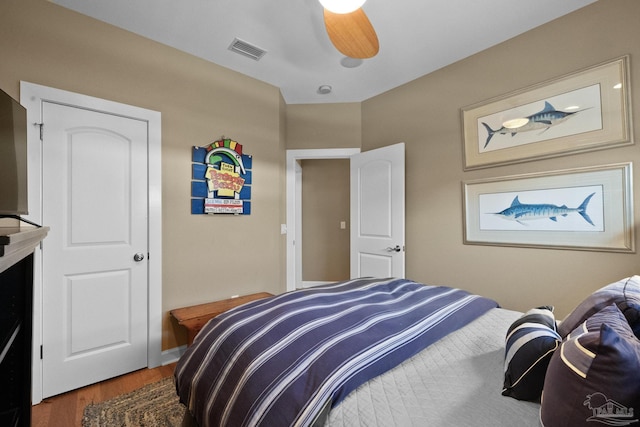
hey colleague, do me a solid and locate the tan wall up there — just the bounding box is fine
[301,159,350,281]
[362,0,640,318]
[0,0,286,350]
[286,103,361,149]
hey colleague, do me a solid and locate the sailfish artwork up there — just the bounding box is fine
[494,193,595,226]
[482,101,590,148]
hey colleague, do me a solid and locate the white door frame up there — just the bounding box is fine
[285,148,359,292]
[20,81,163,404]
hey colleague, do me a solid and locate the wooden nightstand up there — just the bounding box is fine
[170,292,273,345]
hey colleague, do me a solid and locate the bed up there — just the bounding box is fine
[174,276,640,427]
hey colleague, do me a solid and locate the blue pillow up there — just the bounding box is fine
[541,304,640,427]
[502,306,560,401]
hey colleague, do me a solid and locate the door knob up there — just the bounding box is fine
[133,253,145,262]
[386,245,402,253]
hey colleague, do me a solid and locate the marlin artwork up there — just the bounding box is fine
[482,101,589,148]
[494,193,595,226]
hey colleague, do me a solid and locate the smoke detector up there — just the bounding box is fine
[317,85,332,95]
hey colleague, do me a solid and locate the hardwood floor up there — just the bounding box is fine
[31,362,177,427]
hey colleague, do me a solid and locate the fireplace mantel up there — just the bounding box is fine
[0,226,49,273]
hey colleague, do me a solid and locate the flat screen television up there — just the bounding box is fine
[0,87,28,216]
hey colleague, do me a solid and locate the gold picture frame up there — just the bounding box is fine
[462,163,634,252]
[462,56,632,170]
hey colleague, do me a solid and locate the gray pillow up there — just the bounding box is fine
[558,276,640,338]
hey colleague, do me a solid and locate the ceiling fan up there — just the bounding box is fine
[319,0,379,59]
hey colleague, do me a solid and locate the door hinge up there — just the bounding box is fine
[40,345,43,359]
[35,122,44,141]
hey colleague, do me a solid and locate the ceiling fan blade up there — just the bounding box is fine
[323,8,379,59]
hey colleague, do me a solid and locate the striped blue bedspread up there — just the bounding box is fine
[174,278,498,427]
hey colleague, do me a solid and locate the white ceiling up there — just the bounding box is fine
[52,0,596,104]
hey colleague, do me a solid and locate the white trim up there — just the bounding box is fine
[162,345,187,366]
[20,81,162,404]
[285,148,359,292]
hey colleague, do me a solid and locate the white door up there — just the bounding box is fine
[350,143,405,279]
[41,101,149,397]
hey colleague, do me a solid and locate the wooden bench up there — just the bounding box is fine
[170,292,273,345]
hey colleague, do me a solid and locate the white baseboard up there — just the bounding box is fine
[162,345,187,365]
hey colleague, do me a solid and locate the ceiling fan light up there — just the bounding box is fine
[319,0,367,14]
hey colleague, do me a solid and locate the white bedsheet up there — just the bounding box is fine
[326,308,541,426]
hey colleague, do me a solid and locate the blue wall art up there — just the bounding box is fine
[191,138,252,215]
[462,56,631,170]
[463,163,633,252]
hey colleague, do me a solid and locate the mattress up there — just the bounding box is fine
[325,307,541,426]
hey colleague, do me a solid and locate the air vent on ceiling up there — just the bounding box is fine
[228,38,267,61]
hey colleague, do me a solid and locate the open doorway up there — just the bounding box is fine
[285,149,359,291]
[300,158,350,287]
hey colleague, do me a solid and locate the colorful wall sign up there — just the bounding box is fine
[191,138,252,215]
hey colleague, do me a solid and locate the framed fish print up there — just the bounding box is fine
[461,56,632,170]
[463,163,634,252]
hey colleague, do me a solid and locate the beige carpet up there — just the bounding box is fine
[82,377,188,427]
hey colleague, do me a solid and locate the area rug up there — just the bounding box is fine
[82,377,187,427]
